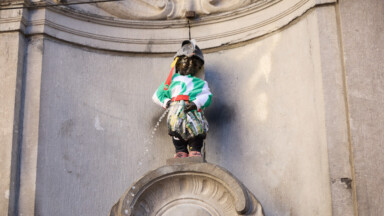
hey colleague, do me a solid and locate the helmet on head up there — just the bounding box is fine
[174,39,204,64]
[163,40,205,90]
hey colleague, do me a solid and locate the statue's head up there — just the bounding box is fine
[174,40,204,76]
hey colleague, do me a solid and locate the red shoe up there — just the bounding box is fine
[174,152,188,158]
[189,151,202,157]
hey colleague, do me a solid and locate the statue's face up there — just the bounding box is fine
[176,56,204,76]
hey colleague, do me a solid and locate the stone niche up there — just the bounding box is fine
[110,158,264,216]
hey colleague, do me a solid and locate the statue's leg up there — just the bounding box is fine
[172,136,189,158]
[188,136,204,157]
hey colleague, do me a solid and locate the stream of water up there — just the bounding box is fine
[136,108,169,174]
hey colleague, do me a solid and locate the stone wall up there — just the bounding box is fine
[338,0,384,215]
[1,0,383,215]
[30,10,332,215]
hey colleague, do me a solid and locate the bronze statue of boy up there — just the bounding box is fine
[152,40,212,158]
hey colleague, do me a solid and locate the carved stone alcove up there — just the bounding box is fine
[4,0,334,52]
[110,158,264,216]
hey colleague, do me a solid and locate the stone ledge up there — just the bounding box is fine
[166,156,205,165]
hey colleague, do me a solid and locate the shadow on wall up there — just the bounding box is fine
[204,68,238,163]
[204,34,281,166]
[203,33,294,216]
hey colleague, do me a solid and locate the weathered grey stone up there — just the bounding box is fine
[93,0,275,20]
[166,156,205,165]
[0,31,25,216]
[314,6,355,216]
[28,11,334,213]
[110,159,264,216]
[0,8,26,32]
[18,35,45,216]
[3,0,384,215]
[1,6,336,215]
[339,0,384,215]
[1,0,335,52]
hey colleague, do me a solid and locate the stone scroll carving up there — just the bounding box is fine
[110,158,264,216]
[95,0,268,20]
[22,0,324,52]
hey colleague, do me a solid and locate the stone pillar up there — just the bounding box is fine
[18,35,45,216]
[338,0,384,215]
[315,5,355,216]
[0,7,26,215]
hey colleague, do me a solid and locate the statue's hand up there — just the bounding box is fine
[184,102,197,112]
[166,100,172,109]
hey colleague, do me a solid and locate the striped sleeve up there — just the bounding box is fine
[152,82,171,108]
[192,81,212,110]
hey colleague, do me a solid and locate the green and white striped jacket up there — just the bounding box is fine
[152,73,212,110]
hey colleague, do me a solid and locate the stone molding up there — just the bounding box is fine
[1,0,335,52]
[110,158,264,216]
[0,9,27,32]
[94,0,273,20]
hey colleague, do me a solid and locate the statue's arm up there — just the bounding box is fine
[192,81,212,110]
[152,82,171,109]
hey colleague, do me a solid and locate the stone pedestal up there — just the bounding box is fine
[110,158,264,216]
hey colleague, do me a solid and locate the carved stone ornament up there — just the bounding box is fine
[110,158,264,216]
[93,0,267,20]
[2,0,335,52]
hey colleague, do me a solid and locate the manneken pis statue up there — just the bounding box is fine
[152,40,212,158]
